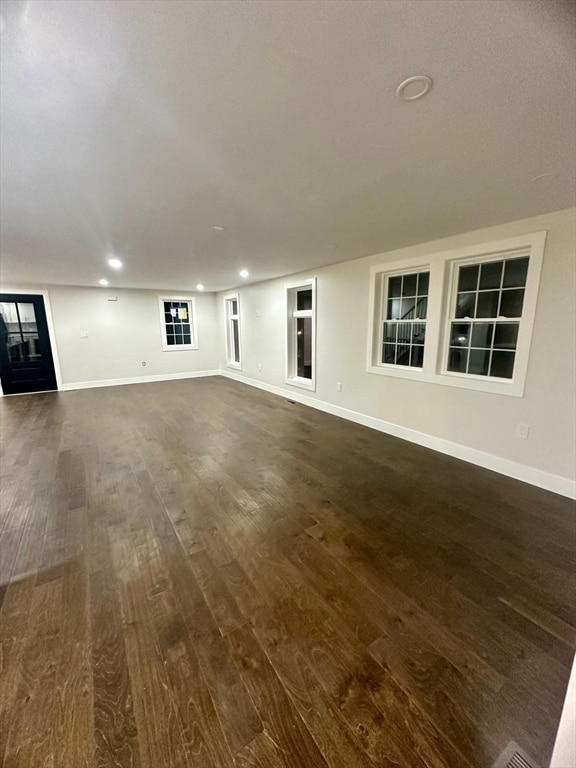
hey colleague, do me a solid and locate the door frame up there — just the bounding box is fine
[0,288,63,396]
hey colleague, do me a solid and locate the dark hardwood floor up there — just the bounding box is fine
[0,376,574,768]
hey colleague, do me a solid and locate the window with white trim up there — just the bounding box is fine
[378,268,430,369]
[367,232,546,397]
[224,294,241,369]
[158,296,198,351]
[445,254,529,380]
[286,278,316,391]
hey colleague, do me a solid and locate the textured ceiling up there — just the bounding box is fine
[0,0,574,291]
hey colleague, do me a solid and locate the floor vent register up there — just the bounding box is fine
[492,741,541,768]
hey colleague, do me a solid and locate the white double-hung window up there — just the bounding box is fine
[444,253,529,380]
[379,268,430,369]
[158,296,198,351]
[367,231,546,397]
[285,278,316,391]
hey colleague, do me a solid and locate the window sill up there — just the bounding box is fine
[436,370,524,397]
[366,364,425,382]
[226,361,242,371]
[162,344,198,352]
[366,363,524,397]
[286,376,316,392]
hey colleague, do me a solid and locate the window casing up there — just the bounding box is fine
[367,232,546,397]
[158,296,198,351]
[224,293,241,369]
[285,278,316,391]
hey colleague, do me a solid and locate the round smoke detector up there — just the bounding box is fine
[396,75,433,101]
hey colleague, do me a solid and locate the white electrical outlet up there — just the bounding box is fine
[80,331,89,338]
[258,363,262,372]
[337,382,342,392]
[516,424,530,439]
[255,309,261,317]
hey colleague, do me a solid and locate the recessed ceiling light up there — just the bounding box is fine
[108,257,123,269]
[396,75,433,102]
[239,269,249,278]
[98,279,109,286]
[211,225,225,231]
[196,284,205,291]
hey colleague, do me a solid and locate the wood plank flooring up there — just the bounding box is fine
[0,376,574,768]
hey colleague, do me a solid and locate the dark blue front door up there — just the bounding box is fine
[0,294,57,395]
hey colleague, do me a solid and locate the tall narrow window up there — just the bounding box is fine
[445,254,529,380]
[286,278,316,391]
[158,296,197,351]
[224,294,241,369]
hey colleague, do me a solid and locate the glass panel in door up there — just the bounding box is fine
[0,302,40,362]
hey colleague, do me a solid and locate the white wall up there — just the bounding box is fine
[0,285,220,387]
[218,208,576,491]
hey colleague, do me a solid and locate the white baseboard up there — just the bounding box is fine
[220,369,576,500]
[62,369,220,391]
[15,366,574,499]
